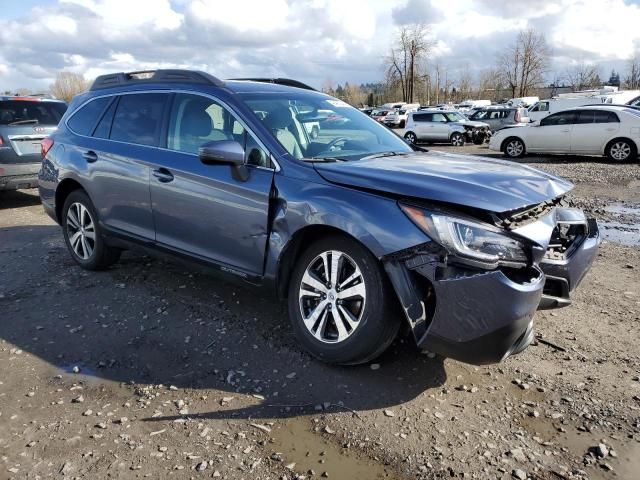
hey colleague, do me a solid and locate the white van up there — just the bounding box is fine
[528,96,602,122]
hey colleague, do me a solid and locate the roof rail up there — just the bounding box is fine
[90,69,225,91]
[229,78,316,91]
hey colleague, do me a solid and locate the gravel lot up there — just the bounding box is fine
[1,145,639,479]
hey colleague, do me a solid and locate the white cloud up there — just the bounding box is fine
[0,0,637,92]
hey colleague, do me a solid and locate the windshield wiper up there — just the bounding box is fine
[304,156,345,163]
[8,119,39,126]
[360,151,410,161]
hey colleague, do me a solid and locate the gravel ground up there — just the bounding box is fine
[0,146,639,480]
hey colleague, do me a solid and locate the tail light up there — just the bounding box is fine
[41,137,54,159]
[514,110,521,123]
[0,135,4,147]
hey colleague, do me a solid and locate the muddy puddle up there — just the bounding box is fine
[270,418,401,480]
[599,203,640,246]
[519,413,640,479]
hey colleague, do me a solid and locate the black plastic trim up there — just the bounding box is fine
[90,70,225,91]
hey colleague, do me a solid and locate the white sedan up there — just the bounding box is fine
[489,105,640,162]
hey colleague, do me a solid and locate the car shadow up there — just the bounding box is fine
[0,225,447,422]
[0,188,41,209]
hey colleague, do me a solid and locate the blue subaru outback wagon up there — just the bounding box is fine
[39,70,600,365]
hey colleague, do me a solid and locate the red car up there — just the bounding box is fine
[371,109,389,123]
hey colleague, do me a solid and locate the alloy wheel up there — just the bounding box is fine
[298,250,366,344]
[66,202,96,260]
[610,141,631,161]
[405,132,417,144]
[451,134,464,146]
[506,139,524,157]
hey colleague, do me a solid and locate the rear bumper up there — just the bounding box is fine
[0,162,40,190]
[539,217,600,309]
[385,251,543,365]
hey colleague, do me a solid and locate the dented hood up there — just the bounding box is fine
[313,151,573,213]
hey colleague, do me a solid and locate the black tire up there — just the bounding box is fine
[62,190,121,270]
[503,137,526,158]
[287,235,400,365]
[450,132,464,146]
[310,125,319,139]
[606,138,636,163]
[404,131,417,144]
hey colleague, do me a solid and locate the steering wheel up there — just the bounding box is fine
[324,137,349,152]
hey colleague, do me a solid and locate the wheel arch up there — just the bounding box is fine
[500,135,526,153]
[55,177,87,223]
[275,224,374,299]
[603,136,639,157]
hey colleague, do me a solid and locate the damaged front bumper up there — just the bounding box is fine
[384,208,600,365]
[539,209,601,309]
[385,253,542,365]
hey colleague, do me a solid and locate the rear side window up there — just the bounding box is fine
[110,93,167,146]
[67,97,110,135]
[92,98,118,138]
[593,110,619,123]
[0,100,67,126]
[576,110,595,124]
[412,113,429,122]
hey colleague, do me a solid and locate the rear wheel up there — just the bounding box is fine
[287,236,400,365]
[606,139,636,162]
[62,190,121,270]
[404,131,417,144]
[450,132,464,146]
[503,137,525,158]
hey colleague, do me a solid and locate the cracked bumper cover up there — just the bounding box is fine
[385,255,542,365]
[539,213,601,309]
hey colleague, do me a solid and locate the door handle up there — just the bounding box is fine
[82,150,98,163]
[152,168,174,183]
[560,129,570,132]
[605,128,616,131]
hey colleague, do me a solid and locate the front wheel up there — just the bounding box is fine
[287,236,400,365]
[606,139,636,162]
[404,131,417,144]
[503,137,525,158]
[450,132,464,146]
[62,190,121,270]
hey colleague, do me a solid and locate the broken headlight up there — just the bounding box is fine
[400,204,528,267]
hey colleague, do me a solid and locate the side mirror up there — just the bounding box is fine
[199,140,245,166]
[198,140,249,181]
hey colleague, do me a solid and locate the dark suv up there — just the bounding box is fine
[1,96,67,190]
[39,70,600,365]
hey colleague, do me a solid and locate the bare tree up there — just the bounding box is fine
[384,24,433,102]
[455,66,474,102]
[478,68,504,101]
[342,83,366,107]
[321,77,336,95]
[498,28,550,98]
[625,51,640,90]
[50,71,89,102]
[14,88,33,96]
[565,61,601,91]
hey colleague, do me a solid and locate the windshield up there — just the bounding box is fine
[444,112,467,122]
[0,100,67,125]
[239,92,412,160]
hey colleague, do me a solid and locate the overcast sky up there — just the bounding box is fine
[1,0,639,92]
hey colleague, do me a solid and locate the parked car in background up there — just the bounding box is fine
[508,96,539,108]
[458,99,491,115]
[39,69,599,366]
[528,96,608,122]
[627,95,640,107]
[0,96,67,191]
[360,107,374,116]
[383,104,419,128]
[469,107,530,132]
[490,105,640,162]
[404,110,490,146]
[371,109,389,123]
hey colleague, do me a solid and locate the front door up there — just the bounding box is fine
[149,93,275,275]
[526,111,576,152]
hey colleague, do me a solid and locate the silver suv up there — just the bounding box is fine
[403,110,490,146]
[468,107,530,132]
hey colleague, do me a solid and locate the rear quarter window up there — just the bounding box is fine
[67,97,111,135]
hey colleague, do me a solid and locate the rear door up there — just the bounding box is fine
[526,111,576,152]
[64,93,167,240]
[149,92,275,275]
[571,109,620,154]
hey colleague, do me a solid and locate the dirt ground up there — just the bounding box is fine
[0,144,639,480]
